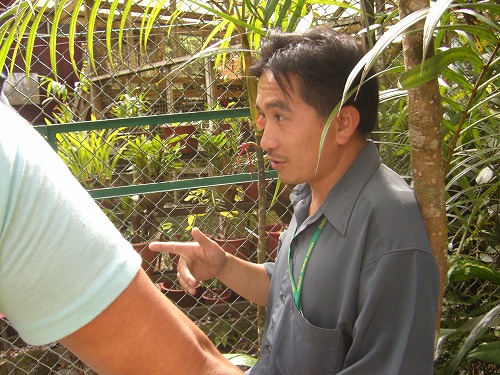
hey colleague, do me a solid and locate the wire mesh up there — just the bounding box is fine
[7,0,491,373]
[0,0,402,372]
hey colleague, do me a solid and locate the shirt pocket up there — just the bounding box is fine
[276,306,343,375]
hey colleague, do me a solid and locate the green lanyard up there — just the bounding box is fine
[287,215,328,312]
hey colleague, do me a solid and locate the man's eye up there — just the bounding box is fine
[276,114,285,121]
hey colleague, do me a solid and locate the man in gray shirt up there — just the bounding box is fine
[152,26,440,374]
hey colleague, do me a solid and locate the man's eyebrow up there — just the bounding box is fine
[256,100,292,112]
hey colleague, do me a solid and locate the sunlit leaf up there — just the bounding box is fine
[187,0,266,36]
[399,47,482,89]
[88,0,104,73]
[447,255,500,285]
[49,0,70,79]
[342,8,430,106]
[263,0,279,25]
[144,0,169,49]
[106,0,122,68]
[275,0,292,27]
[69,0,86,74]
[118,0,135,60]
[422,0,455,60]
[287,0,309,32]
[437,24,499,45]
[223,353,258,366]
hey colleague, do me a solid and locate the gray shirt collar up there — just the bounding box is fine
[290,141,381,236]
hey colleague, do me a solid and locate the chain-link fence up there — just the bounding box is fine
[5,0,498,374]
[0,0,406,372]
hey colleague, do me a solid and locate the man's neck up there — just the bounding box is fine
[308,138,367,217]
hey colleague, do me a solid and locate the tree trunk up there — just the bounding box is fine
[398,0,448,332]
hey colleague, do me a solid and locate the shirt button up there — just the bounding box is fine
[279,291,285,301]
[265,343,271,351]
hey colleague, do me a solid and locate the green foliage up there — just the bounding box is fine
[436,304,500,374]
[196,119,246,174]
[358,2,499,372]
[56,129,123,189]
[184,187,250,240]
[447,256,500,286]
[119,134,184,184]
[2,0,498,371]
[223,353,258,367]
[111,91,152,118]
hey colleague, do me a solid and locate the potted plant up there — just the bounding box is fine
[158,277,202,308]
[118,133,185,275]
[184,187,254,260]
[159,219,193,272]
[160,122,199,155]
[264,222,288,261]
[201,278,233,305]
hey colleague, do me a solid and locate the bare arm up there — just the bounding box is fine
[59,269,242,375]
[150,228,271,307]
[217,252,270,306]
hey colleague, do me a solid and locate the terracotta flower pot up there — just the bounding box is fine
[201,288,233,305]
[214,237,253,260]
[265,224,287,261]
[158,279,202,308]
[160,124,198,154]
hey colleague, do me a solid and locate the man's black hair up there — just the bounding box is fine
[250,26,379,135]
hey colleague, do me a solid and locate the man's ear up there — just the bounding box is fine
[335,105,360,145]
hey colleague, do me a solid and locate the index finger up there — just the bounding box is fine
[148,241,197,255]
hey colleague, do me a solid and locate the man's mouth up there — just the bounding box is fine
[266,155,285,170]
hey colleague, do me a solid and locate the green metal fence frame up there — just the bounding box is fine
[33,108,278,199]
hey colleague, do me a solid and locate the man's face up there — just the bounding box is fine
[256,70,340,189]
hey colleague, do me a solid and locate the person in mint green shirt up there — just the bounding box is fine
[0,101,242,375]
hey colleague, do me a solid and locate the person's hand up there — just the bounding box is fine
[149,228,227,295]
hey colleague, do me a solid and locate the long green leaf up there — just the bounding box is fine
[201,18,229,51]
[139,0,153,51]
[118,0,135,60]
[342,8,430,106]
[0,16,23,74]
[263,0,279,25]
[437,24,499,45]
[244,0,264,25]
[144,0,169,49]
[187,0,266,36]
[468,341,500,365]
[399,47,483,89]
[0,3,27,69]
[422,0,455,60]
[49,0,70,79]
[88,0,104,73]
[459,8,500,32]
[447,304,500,374]
[214,22,236,70]
[288,0,309,32]
[7,3,32,75]
[68,0,85,75]
[447,256,500,285]
[106,0,121,68]
[10,5,31,73]
[275,0,292,28]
